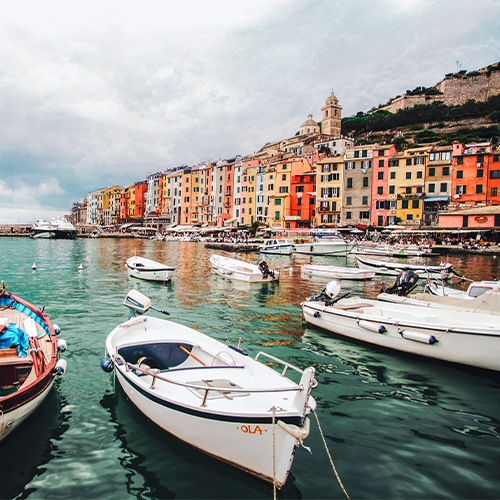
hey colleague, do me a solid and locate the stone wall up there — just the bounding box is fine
[379,69,500,114]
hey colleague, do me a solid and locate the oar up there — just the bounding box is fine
[179,345,206,366]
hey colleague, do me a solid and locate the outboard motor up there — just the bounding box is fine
[308,281,345,306]
[381,270,419,296]
[258,260,275,279]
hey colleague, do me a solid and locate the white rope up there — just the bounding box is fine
[312,409,350,500]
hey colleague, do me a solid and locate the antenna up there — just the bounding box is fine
[456,60,461,72]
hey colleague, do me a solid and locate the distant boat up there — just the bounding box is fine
[293,234,353,256]
[0,281,67,442]
[259,238,295,255]
[301,264,375,280]
[356,256,454,279]
[426,280,500,299]
[210,254,279,282]
[126,256,175,282]
[30,218,77,240]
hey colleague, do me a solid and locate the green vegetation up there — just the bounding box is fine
[342,94,500,147]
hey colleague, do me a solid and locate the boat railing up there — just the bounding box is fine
[115,356,305,407]
[254,351,304,377]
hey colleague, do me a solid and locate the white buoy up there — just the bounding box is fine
[78,263,83,270]
[32,262,36,270]
[289,266,293,274]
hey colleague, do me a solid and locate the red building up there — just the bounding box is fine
[451,141,500,208]
[370,144,397,227]
[287,172,316,229]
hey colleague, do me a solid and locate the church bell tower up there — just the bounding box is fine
[321,92,341,137]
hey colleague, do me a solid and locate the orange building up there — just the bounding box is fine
[370,144,397,227]
[451,142,500,207]
[288,171,316,229]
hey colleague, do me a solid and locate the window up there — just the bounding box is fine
[442,166,450,176]
[405,187,412,194]
[362,177,369,187]
[362,150,368,157]
[416,171,423,179]
[377,186,383,194]
[275,211,280,220]
[346,211,352,219]
[441,152,451,161]
[361,160,371,169]
[322,165,331,173]
[268,184,274,190]
[389,185,395,194]
[297,198,302,206]
[376,200,386,209]
[401,200,409,209]
[309,198,315,205]
[457,170,463,179]
[406,172,411,179]
[378,159,384,167]
[275,199,281,206]
[429,152,439,161]
[390,171,396,179]
[346,161,355,170]
[279,186,288,193]
[378,171,384,180]
[456,185,466,195]
[296,185,304,192]
[493,155,499,163]
[362,196,368,205]
[412,200,419,209]
[282,174,286,181]
[354,151,360,158]
[416,186,423,193]
[440,183,447,192]
[492,187,498,196]
[378,215,384,226]
[477,154,485,164]
[359,211,370,219]
[428,167,435,176]
[414,157,424,165]
[428,183,435,193]
[406,159,412,166]
[347,178,353,188]
[490,170,500,179]
[389,159,399,167]
[476,184,483,194]
[457,157,464,165]
[406,213,414,220]
[378,150,385,157]
[346,196,352,206]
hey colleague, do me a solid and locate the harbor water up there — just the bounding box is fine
[1,237,500,499]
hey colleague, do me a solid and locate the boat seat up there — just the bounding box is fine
[331,301,374,310]
[118,342,193,370]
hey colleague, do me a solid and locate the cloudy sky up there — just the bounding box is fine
[1,0,499,223]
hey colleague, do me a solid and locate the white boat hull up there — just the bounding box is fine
[294,242,353,256]
[259,239,295,255]
[301,265,375,280]
[127,267,174,282]
[356,256,452,279]
[126,257,175,282]
[210,255,279,282]
[302,298,500,371]
[106,315,316,487]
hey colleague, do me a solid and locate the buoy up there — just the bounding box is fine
[313,311,321,318]
[53,324,61,335]
[32,262,36,270]
[358,320,387,334]
[289,266,293,274]
[54,359,67,375]
[78,263,83,271]
[100,358,114,373]
[400,329,438,344]
[57,339,67,352]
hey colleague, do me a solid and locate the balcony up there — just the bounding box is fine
[397,192,426,200]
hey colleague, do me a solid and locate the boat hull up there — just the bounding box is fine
[210,255,279,282]
[127,267,174,282]
[301,265,375,280]
[302,299,500,371]
[356,256,452,278]
[294,242,353,255]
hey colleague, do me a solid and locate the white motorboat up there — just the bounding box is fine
[351,244,394,257]
[301,264,375,281]
[210,254,279,282]
[102,290,317,488]
[356,256,454,279]
[30,217,77,239]
[302,281,500,372]
[426,280,500,299]
[126,256,175,282]
[293,234,353,256]
[0,281,67,442]
[259,238,295,255]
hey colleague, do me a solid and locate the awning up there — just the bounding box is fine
[424,196,449,202]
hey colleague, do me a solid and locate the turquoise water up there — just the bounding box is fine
[1,237,500,499]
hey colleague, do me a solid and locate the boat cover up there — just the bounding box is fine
[0,324,29,356]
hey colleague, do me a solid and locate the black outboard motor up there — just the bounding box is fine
[258,260,275,279]
[308,281,348,306]
[381,270,419,296]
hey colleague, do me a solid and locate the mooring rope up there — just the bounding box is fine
[272,407,277,500]
[312,409,350,500]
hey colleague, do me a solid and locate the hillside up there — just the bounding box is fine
[342,62,500,149]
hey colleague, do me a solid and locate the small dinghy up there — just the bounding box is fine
[0,281,67,442]
[102,290,317,487]
[356,256,454,279]
[427,280,500,299]
[210,254,279,282]
[259,238,295,255]
[301,264,375,280]
[126,256,175,282]
[302,280,500,372]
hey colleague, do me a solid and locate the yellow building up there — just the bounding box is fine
[388,147,429,224]
[315,157,343,226]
